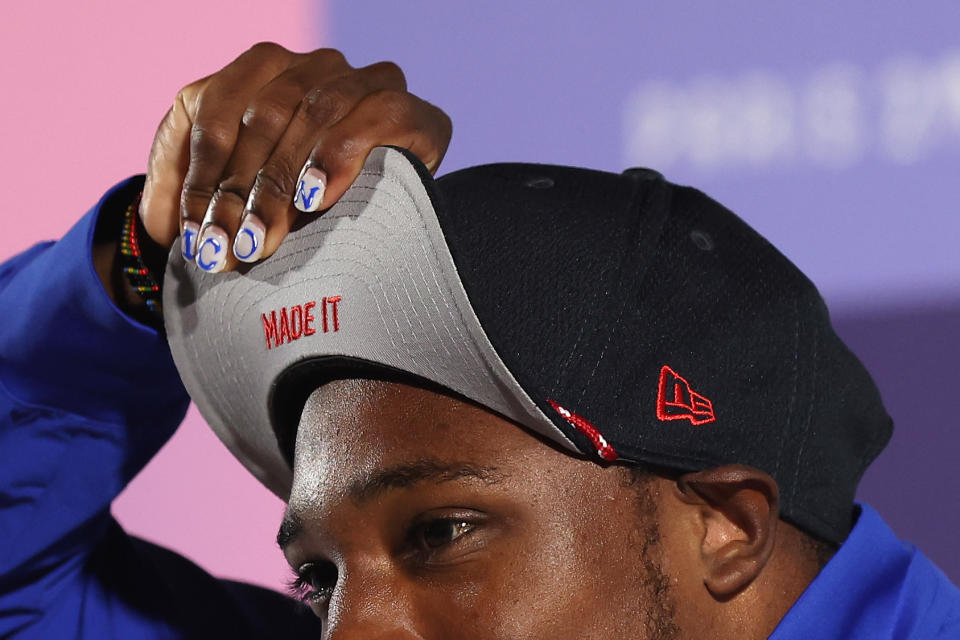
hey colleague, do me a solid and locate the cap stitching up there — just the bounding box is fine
[575,180,665,402]
[773,297,801,480]
[789,309,819,506]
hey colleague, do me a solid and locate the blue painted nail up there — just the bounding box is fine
[182,221,200,261]
[293,165,327,213]
[233,214,266,263]
[196,225,228,273]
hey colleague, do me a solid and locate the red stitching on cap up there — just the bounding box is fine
[547,399,618,461]
[304,301,317,336]
[326,295,342,332]
[261,297,341,350]
[656,365,716,425]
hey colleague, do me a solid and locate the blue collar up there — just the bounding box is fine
[769,503,960,639]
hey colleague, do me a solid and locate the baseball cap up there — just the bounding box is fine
[163,146,892,545]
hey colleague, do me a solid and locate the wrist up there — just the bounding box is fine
[92,179,167,327]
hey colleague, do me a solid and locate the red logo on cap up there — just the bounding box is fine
[656,365,716,425]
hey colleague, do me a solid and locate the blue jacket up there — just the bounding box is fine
[0,178,958,638]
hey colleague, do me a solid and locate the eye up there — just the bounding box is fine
[416,518,475,551]
[289,561,337,605]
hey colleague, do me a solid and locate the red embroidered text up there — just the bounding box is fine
[261,296,342,350]
[656,365,716,425]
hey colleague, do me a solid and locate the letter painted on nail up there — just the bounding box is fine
[293,166,327,213]
[234,214,266,263]
[182,221,200,261]
[196,226,229,273]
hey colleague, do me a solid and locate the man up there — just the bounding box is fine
[163,146,960,640]
[0,44,957,640]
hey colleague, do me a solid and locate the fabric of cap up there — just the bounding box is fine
[164,146,893,545]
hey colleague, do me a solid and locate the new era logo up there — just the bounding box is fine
[656,365,716,425]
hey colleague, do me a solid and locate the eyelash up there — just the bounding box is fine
[286,574,315,604]
[287,561,337,605]
[286,517,478,605]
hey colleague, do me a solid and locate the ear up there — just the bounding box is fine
[675,464,779,599]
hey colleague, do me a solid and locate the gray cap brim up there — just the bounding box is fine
[163,147,574,499]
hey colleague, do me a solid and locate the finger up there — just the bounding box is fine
[182,43,295,269]
[317,90,451,203]
[255,89,452,259]
[193,79,304,272]
[236,62,408,264]
[139,95,194,249]
[201,57,398,270]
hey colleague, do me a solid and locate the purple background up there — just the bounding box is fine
[332,2,960,579]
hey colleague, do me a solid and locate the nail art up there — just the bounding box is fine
[182,221,200,261]
[196,225,229,273]
[233,214,266,263]
[293,165,327,213]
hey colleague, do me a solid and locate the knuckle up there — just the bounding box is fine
[367,60,406,88]
[174,87,190,110]
[242,100,291,135]
[253,161,298,202]
[249,41,287,58]
[313,47,348,68]
[176,79,203,106]
[368,88,412,125]
[321,133,359,165]
[180,181,215,215]
[301,85,351,125]
[431,104,453,137]
[190,122,233,159]
[214,177,251,208]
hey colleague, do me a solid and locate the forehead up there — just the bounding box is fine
[287,378,542,511]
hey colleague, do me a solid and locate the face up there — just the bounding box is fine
[279,378,681,639]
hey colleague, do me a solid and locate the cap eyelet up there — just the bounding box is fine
[690,229,715,251]
[525,176,554,189]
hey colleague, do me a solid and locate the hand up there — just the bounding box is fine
[139,42,452,273]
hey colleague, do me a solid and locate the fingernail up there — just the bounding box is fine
[233,214,266,263]
[196,225,229,273]
[182,221,200,261]
[293,165,327,213]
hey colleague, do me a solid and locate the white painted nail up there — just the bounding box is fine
[196,225,229,273]
[233,214,266,263]
[293,165,327,213]
[182,221,200,261]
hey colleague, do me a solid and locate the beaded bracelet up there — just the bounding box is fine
[118,192,163,317]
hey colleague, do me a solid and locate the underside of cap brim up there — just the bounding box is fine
[162,146,576,500]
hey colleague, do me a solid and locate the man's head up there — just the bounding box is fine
[164,146,891,638]
[278,376,830,639]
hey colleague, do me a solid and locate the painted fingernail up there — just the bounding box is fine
[233,214,266,263]
[182,221,200,261]
[293,165,327,213]
[196,225,229,273]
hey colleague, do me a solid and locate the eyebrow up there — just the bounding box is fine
[276,458,505,550]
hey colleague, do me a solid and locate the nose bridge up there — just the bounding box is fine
[325,557,423,640]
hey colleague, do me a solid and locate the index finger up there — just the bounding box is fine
[179,44,295,262]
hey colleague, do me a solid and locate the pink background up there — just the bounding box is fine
[1,1,323,590]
